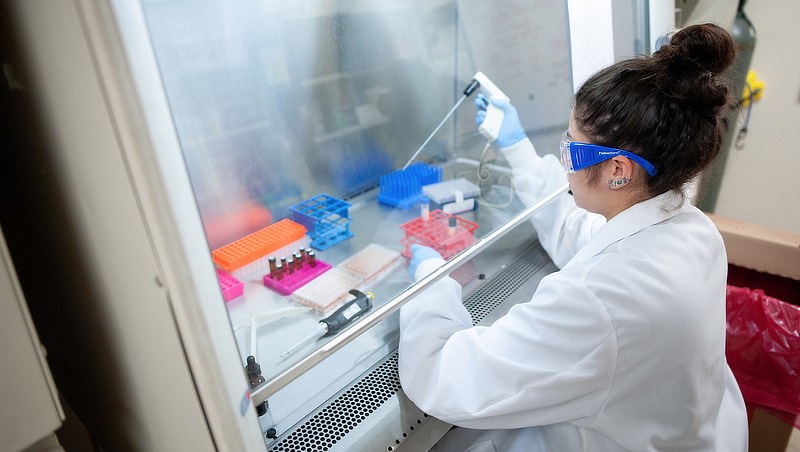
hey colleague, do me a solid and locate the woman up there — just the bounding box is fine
[399,23,748,451]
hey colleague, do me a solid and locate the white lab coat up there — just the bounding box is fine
[398,138,748,451]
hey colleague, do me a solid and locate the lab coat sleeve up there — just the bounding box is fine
[398,268,617,429]
[502,139,605,268]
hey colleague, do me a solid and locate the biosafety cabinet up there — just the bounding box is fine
[3,1,632,451]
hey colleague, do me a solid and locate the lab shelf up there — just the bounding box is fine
[313,119,390,144]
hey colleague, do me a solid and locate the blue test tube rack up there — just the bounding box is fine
[290,194,353,250]
[377,162,442,209]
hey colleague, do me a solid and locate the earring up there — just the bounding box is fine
[607,176,630,190]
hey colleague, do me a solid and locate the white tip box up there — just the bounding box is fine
[422,178,480,215]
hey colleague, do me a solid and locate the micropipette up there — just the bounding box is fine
[401,71,509,170]
[250,306,312,359]
[402,77,480,170]
[280,289,375,358]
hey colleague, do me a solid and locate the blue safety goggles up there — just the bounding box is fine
[560,130,657,177]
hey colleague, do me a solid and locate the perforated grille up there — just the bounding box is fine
[269,354,405,452]
[465,240,549,325]
[268,240,549,451]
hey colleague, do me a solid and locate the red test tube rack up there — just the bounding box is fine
[400,209,478,259]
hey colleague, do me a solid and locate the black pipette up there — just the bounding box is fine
[401,77,482,170]
[280,289,375,358]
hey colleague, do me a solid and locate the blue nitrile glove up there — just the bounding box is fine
[408,244,443,281]
[474,93,527,148]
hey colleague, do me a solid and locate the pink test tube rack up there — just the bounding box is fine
[262,259,332,296]
[216,268,244,303]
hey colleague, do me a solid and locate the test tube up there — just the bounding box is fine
[280,256,288,270]
[448,217,457,236]
[268,256,277,276]
[299,247,307,263]
[294,252,303,270]
[286,257,295,274]
[274,263,284,280]
[420,203,430,221]
[307,250,317,267]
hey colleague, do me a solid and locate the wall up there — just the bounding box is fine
[714,1,800,234]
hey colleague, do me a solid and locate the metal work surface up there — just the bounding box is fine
[266,227,558,451]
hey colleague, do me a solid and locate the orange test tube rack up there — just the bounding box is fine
[212,218,307,279]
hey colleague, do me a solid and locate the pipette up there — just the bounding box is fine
[250,306,311,359]
[401,71,509,170]
[280,289,375,358]
[402,77,480,170]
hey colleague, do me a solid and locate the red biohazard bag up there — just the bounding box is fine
[726,285,800,427]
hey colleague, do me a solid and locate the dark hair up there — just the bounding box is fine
[573,23,737,197]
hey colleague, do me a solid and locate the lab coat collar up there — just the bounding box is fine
[566,190,690,267]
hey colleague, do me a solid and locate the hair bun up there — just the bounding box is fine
[651,23,737,113]
[655,23,736,77]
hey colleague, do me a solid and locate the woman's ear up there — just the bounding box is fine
[606,157,636,190]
